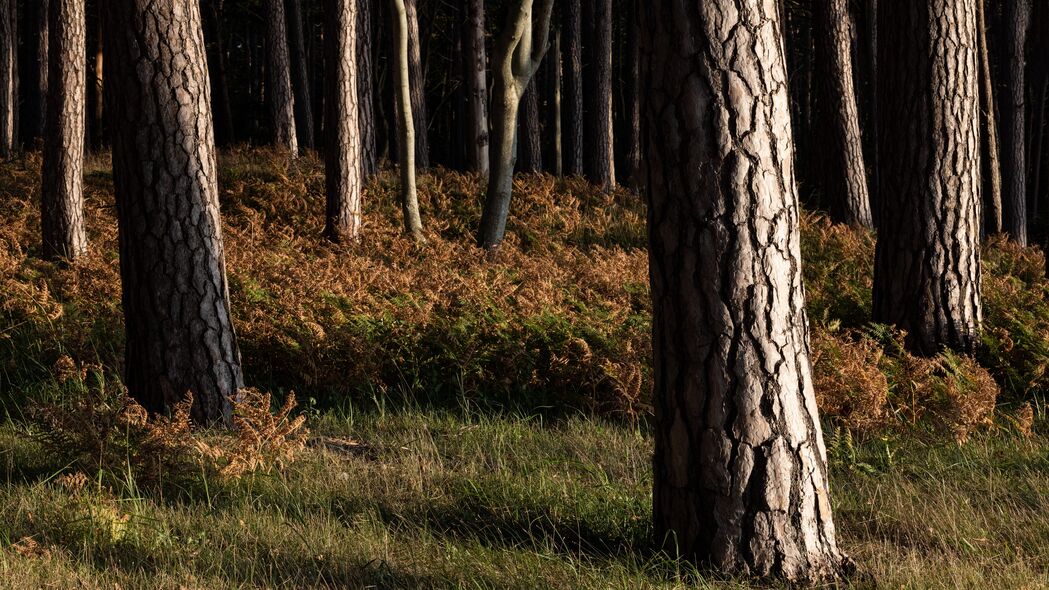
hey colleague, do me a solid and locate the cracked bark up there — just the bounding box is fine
[641,1,849,582]
[582,0,614,188]
[266,0,298,155]
[357,0,378,178]
[562,0,584,176]
[286,0,314,150]
[874,0,983,355]
[41,0,86,261]
[518,76,542,173]
[324,0,363,243]
[815,0,872,228]
[463,0,489,176]
[104,0,244,425]
[0,0,15,157]
[1001,0,1030,244]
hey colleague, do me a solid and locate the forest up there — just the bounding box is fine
[0,0,1047,588]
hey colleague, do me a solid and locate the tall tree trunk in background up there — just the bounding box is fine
[979,0,1003,235]
[623,0,640,188]
[20,0,47,148]
[392,0,423,240]
[462,0,489,176]
[41,0,86,260]
[816,0,872,228]
[866,0,878,213]
[324,0,362,243]
[518,77,542,172]
[202,0,234,147]
[265,0,298,154]
[91,9,103,149]
[641,1,851,582]
[562,0,583,176]
[874,0,982,356]
[0,0,16,157]
[1001,0,1030,244]
[357,0,377,178]
[582,0,614,188]
[403,0,428,169]
[477,0,555,250]
[285,0,314,150]
[104,0,244,425]
[548,31,562,177]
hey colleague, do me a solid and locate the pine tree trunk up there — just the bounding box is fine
[866,0,878,213]
[874,0,982,356]
[562,0,584,176]
[623,0,640,188]
[41,0,86,261]
[403,0,428,169]
[91,11,103,149]
[816,0,873,228]
[265,0,298,154]
[0,0,16,157]
[285,0,314,150]
[392,0,423,240]
[202,0,234,147]
[1001,0,1030,244]
[324,0,362,243]
[582,0,614,188]
[462,0,489,176]
[641,1,850,582]
[104,0,244,425]
[20,0,47,149]
[978,0,1003,235]
[357,0,378,178]
[518,77,542,173]
[548,31,562,177]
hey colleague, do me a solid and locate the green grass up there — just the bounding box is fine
[1,405,1047,588]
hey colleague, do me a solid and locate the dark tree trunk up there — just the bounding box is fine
[641,1,850,582]
[41,0,86,261]
[1001,0,1030,244]
[562,0,584,176]
[547,30,562,176]
[324,0,362,242]
[285,0,314,150]
[389,0,428,169]
[20,0,47,149]
[266,0,298,154]
[816,0,873,228]
[357,0,377,178]
[582,0,614,188]
[874,0,982,355]
[518,77,542,173]
[866,0,878,213]
[462,0,488,176]
[978,0,1003,234]
[623,0,640,188]
[202,0,234,147]
[90,7,103,149]
[104,0,244,425]
[0,0,15,157]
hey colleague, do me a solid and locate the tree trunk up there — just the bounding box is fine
[582,0,614,188]
[0,0,16,157]
[562,0,583,176]
[41,0,86,261]
[202,0,234,147]
[90,8,103,149]
[548,30,562,177]
[874,0,982,356]
[265,0,298,154]
[816,0,873,228]
[518,77,542,172]
[104,0,244,425]
[866,0,878,214]
[1001,0,1030,244]
[623,0,640,188]
[357,0,378,178]
[401,0,428,169]
[462,0,489,176]
[641,1,850,582]
[392,0,423,240]
[324,0,362,243]
[20,0,47,149]
[477,0,555,250]
[978,0,1003,235]
[285,0,314,150]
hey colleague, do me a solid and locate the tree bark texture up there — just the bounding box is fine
[104,0,244,425]
[463,0,489,176]
[403,0,429,169]
[978,0,1003,235]
[518,77,542,172]
[582,0,614,188]
[874,0,983,355]
[324,0,363,243]
[0,0,15,157]
[357,0,378,178]
[266,0,298,154]
[641,1,849,582]
[285,0,315,150]
[1001,0,1030,244]
[393,0,423,239]
[815,0,873,228]
[562,0,584,176]
[41,0,86,261]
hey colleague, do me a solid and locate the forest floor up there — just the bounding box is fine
[0,150,1047,588]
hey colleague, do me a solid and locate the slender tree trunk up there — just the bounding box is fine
[403,0,428,169]
[462,0,489,176]
[518,77,542,172]
[549,30,562,177]
[41,0,86,261]
[623,0,640,188]
[357,0,378,178]
[582,0,614,188]
[265,0,298,154]
[562,0,583,176]
[104,0,244,425]
[866,0,878,214]
[979,0,1004,235]
[1001,0,1031,244]
[285,0,314,150]
[0,0,16,157]
[202,0,234,147]
[324,0,362,243]
[641,1,850,582]
[392,0,423,240]
[815,0,872,228]
[874,0,982,356]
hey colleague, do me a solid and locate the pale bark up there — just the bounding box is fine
[393,0,423,240]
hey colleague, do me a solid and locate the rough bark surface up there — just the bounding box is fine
[582,0,614,188]
[0,0,15,157]
[41,0,86,260]
[357,0,378,178]
[405,0,429,168]
[978,0,1003,235]
[286,0,315,150]
[463,0,489,176]
[816,0,872,228]
[324,0,362,243]
[562,0,584,176]
[104,0,244,425]
[519,77,542,172]
[874,0,983,355]
[641,1,849,582]
[265,0,298,154]
[1001,0,1030,244]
